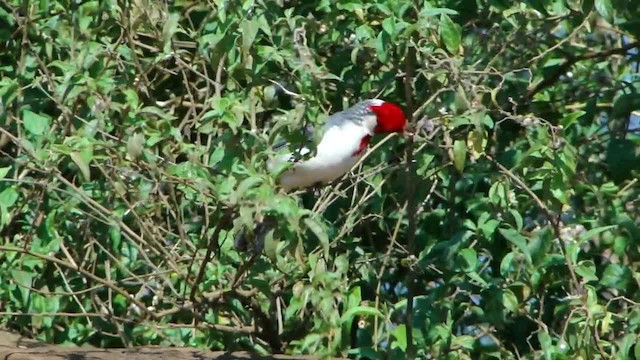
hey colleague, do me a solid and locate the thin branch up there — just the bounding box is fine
[0,245,151,319]
[528,13,591,64]
[527,40,640,99]
[189,208,234,301]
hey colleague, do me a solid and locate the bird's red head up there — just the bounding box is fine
[369,101,407,134]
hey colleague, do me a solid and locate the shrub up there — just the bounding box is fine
[1,0,639,358]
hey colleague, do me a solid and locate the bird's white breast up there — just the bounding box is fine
[272,119,374,191]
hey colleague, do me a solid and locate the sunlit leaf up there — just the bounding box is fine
[0,166,11,179]
[538,330,553,360]
[457,247,477,272]
[303,217,329,258]
[439,14,461,54]
[382,17,396,36]
[595,0,614,22]
[23,110,50,136]
[453,139,466,173]
[499,228,532,264]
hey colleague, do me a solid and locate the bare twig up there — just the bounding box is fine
[0,245,151,318]
[189,208,234,301]
[527,40,640,98]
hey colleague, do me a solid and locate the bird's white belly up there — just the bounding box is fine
[271,120,371,191]
[278,154,360,191]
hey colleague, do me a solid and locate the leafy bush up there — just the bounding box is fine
[1,0,640,358]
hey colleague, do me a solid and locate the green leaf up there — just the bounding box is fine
[467,271,488,287]
[618,333,637,358]
[468,128,486,157]
[391,324,407,351]
[337,2,363,11]
[0,166,11,179]
[452,335,475,350]
[489,181,507,206]
[478,212,500,238]
[575,261,598,283]
[241,19,259,52]
[347,286,362,310]
[457,248,477,272]
[304,217,329,258]
[233,177,262,201]
[613,94,640,119]
[420,7,459,17]
[0,78,19,104]
[560,110,586,129]
[10,269,34,305]
[439,14,461,54]
[382,17,396,36]
[453,139,466,173]
[577,225,617,244]
[509,209,523,231]
[500,252,515,276]
[10,269,33,288]
[70,152,91,182]
[0,187,18,208]
[199,33,224,51]
[209,146,225,167]
[375,32,389,63]
[262,227,278,261]
[595,0,614,22]
[550,174,569,204]
[162,13,180,49]
[123,89,140,109]
[498,228,532,263]
[601,263,632,290]
[0,6,15,26]
[454,86,470,113]
[538,330,553,360]
[450,116,472,128]
[23,110,51,136]
[256,14,272,38]
[355,24,374,41]
[601,311,613,335]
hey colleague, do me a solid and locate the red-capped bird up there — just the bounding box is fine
[269,99,407,191]
[235,99,407,251]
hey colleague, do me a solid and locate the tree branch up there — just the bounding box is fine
[527,41,640,99]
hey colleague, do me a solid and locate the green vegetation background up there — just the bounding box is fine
[1,0,640,358]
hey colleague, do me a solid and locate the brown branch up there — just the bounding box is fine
[189,207,234,301]
[527,40,640,99]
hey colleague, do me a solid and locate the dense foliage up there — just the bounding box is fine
[1,0,640,358]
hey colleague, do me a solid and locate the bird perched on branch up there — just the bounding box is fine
[270,99,407,190]
[235,99,407,251]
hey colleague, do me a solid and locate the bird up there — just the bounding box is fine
[269,99,407,191]
[234,99,407,252]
